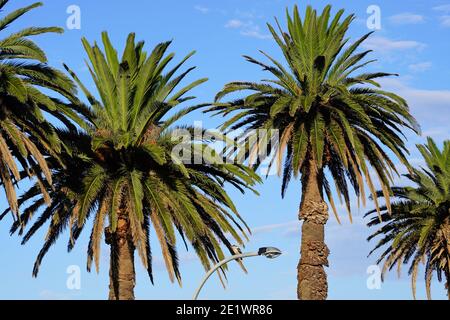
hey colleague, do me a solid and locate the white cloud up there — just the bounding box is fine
[241,25,271,40]
[389,13,425,25]
[152,252,198,271]
[224,19,271,40]
[408,61,432,72]
[379,78,450,134]
[194,5,209,14]
[432,5,450,26]
[251,220,298,235]
[422,127,450,139]
[439,15,450,27]
[225,19,244,29]
[363,36,426,53]
[433,4,450,13]
[234,9,264,19]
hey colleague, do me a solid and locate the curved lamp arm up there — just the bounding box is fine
[192,251,259,300]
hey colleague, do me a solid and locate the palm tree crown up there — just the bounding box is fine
[0,0,77,214]
[209,5,420,221]
[367,137,450,300]
[4,32,260,298]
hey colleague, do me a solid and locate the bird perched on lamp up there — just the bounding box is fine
[231,245,248,274]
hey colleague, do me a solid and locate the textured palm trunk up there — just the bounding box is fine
[106,213,136,300]
[297,158,329,300]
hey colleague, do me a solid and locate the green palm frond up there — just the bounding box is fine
[367,138,450,299]
[0,0,79,215]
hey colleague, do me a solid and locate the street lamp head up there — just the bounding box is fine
[193,246,282,299]
[258,247,282,259]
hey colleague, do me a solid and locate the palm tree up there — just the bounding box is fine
[3,32,260,300]
[0,0,78,215]
[207,5,419,299]
[367,137,450,300]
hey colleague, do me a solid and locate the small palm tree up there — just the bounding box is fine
[367,137,450,300]
[4,32,260,300]
[0,0,78,214]
[207,5,419,299]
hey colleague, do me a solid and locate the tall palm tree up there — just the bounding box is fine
[3,32,260,300]
[0,0,78,215]
[207,5,419,299]
[367,138,450,300]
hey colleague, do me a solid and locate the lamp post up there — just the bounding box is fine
[193,247,282,300]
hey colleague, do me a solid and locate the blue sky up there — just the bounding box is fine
[1,0,450,300]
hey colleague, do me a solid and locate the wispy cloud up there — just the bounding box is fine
[408,61,432,72]
[389,13,425,25]
[433,4,450,13]
[241,26,271,40]
[363,36,426,53]
[251,220,299,235]
[439,15,450,27]
[379,78,450,135]
[234,9,264,20]
[224,19,271,40]
[194,5,209,14]
[432,4,450,26]
[152,252,198,271]
[362,36,426,62]
[225,19,244,29]
[422,128,450,139]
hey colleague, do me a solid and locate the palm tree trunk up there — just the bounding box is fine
[106,213,136,300]
[297,157,329,300]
